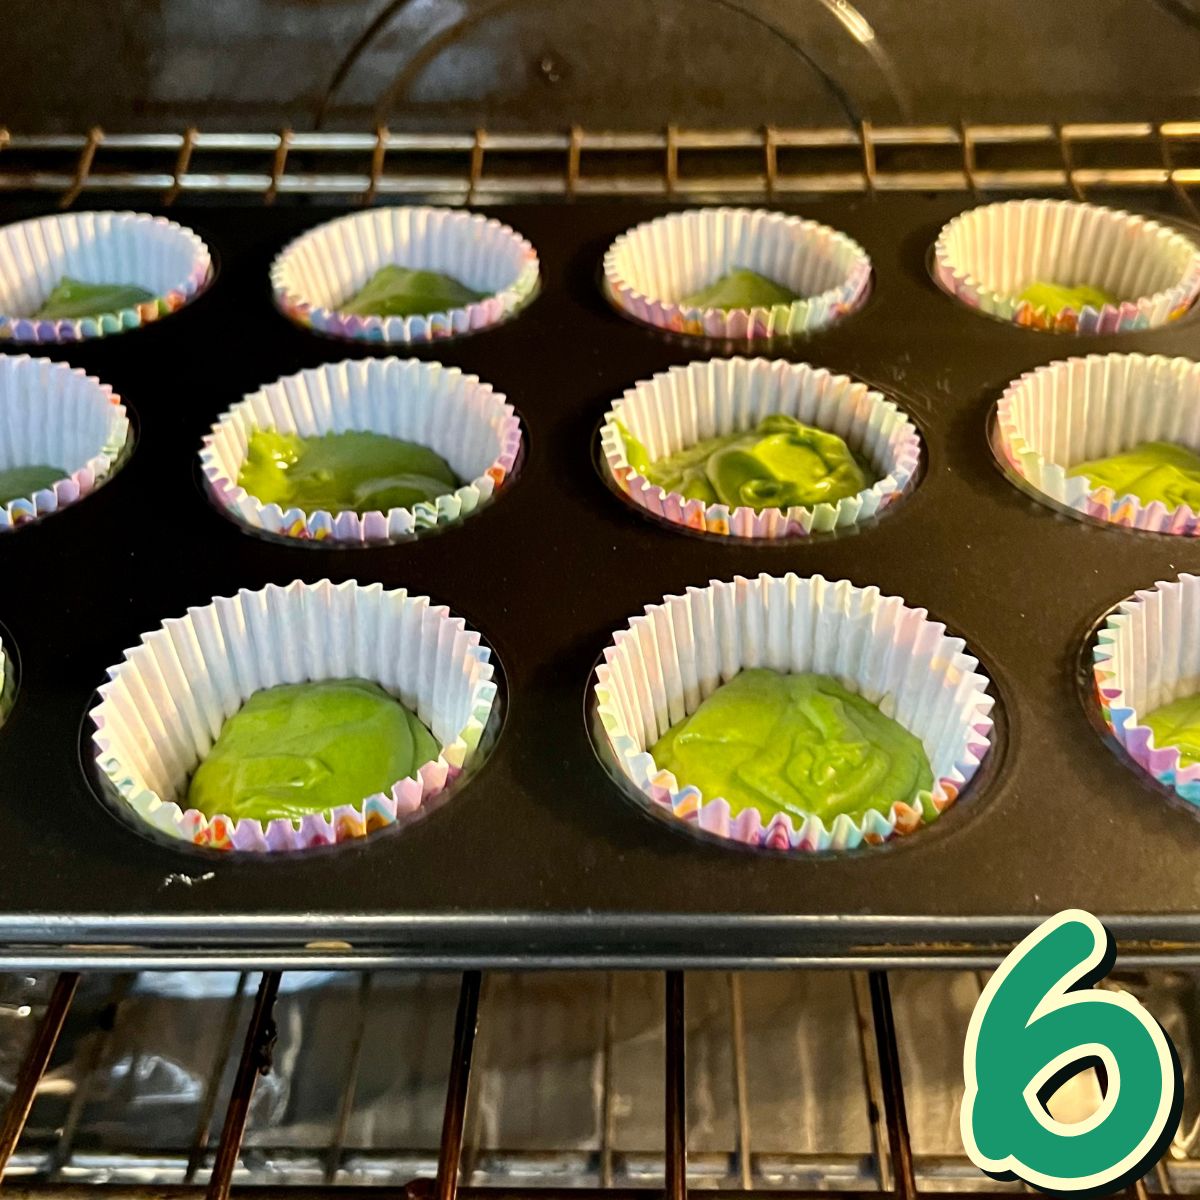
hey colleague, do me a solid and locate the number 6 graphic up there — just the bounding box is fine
[962,910,1182,1195]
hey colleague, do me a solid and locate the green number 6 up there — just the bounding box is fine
[962,910,1181,1194]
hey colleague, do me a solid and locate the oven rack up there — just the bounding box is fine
[0,967,1184,1200]
[0,122,1198,212]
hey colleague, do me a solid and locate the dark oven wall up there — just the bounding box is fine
[3,0,1200,134]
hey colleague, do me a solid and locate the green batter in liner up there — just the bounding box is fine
[681,268,800,311]
[34,277,155,320]
[1068,440,1200,509]
[187,678,439,823]
[238,429,459,514]
[650,668,933,827]
[340,265,485,318]
[0,465,64,506]
[621,413,873,512]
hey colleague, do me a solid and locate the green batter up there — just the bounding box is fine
[621,413,871,511]
[1143,691,1200,767]
[0,464,64,506]
[650,669,934,826]
[340,265,485,317]
[34,277,154,319]
[187,679,439,823]
[238,429,459,514]
[682,268,800,310]
[1068,440,1200,508]
[1016,281,1117,316]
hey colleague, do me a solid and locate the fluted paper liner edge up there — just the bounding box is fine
[593,574,995,853]
[602,208,872,341]
[599,357,920,538]
[271,206,540,346]
[200,357,522,544]
[89,579,498,853]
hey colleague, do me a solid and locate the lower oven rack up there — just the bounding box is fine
[0,967,1190,1200]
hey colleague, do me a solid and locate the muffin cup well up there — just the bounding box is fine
[599,357,921,539]
[602,207,872,341]
[996,353,1200,535]
[89,580,498,853]
[0,211,212,344]
[934,199,1200,334]
[271,206,540,345]
[1093,574,1200,805]
[0,355,131,532]
[593,574,995,853]
[201,358,522,545]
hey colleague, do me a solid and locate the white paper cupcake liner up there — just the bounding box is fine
[89,580,498,853]
[996,353,1200,535]
[600,357,921,539]
[593,574,995,853]
[201,357,522,545]
[271,206,540,345]
[934,199,1200,334]
[0,211,212,344]
[602,207,872,341]
[0,354,131,532]
[1093,573,1200,805]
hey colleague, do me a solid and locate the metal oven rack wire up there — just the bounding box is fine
[0,121,1198,213]
[0,120,1198,1198]
[0,970,974,1200]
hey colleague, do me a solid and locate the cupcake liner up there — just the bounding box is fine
[602,207,872,341]
[996,353,1200,535]
[934,199,1200,334]
[593,574,995,853]
[1093,573,1200,804]
[89,580,498,853]
[0,211,212,344]
[0,354,131,532]
[600,357,921,539]
[271,206,540,345]
[201,357,522,545]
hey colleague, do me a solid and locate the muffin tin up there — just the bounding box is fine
[1,195,1200,968]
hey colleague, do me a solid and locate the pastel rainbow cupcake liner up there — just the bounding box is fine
[0,211,212,344]
[593,574,995,854]
[602,207,872,341]
[600,356,921,539]
[271,206,540,345]
[996,353,1200,535]
[1093,573,1200,806]
[89,580,499,854]
[934,199,1200,334]
[0,355,131,533]
[201,357,522,546]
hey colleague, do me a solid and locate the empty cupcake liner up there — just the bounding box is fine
[1093,573,1200,805]
[600,357,921,539]
[201,357,522,545]
[89,580,498,853]
[603,207,872,341]
[996,353,1200,535]
[0,354,131,532]
[934,199,1200,334]
[593,574,995,853]
[271,206,540,345]
[0,211,212,344]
